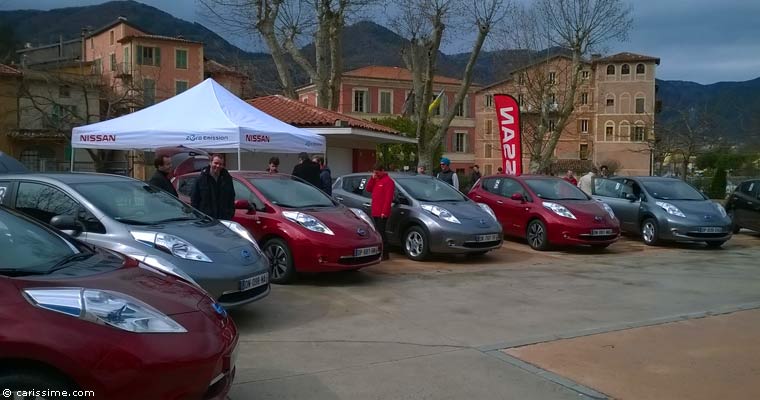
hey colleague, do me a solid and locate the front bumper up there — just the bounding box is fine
[545,217,620,246]
[427,222,503,254]
[658,218,733,242]
[289,230,384,272]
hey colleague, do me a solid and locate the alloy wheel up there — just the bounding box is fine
[405,231,424,257]
[265,244,288,280]
[642,221,656,243]
[528,222,545,249]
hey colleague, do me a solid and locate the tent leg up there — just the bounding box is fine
[70,148,75,172]
[237,148,242,171]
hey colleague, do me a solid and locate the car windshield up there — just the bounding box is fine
[0,208,80,274]
[395,177,466,202]
[524,178,588,200]
[72,181,205,225]
[250,177,334,208]
[642,180,705,200]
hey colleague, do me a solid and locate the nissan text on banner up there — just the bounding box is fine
[494,94,522,175]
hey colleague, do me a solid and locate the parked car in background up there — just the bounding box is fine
[593,176,732,247]
[333,173,502,260]
[0,173,270,307]
[725,179,760,233]
[0,206,238,399]
[176,171,382,284]
[469,175,620,250]
[155,145,210,178]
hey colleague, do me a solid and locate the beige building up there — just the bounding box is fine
[474,52,659,176]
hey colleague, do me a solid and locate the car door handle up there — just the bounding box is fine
[335,196,344,201]
[362,203,371,207]
[474,195,482,199]
[496,200,503,204]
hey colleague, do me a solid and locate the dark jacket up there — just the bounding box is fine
[365,172,395,218]
[437,169,455,185]
[148,169,178,197]
[319,167,332,195]
[470,171,482,184]
[292,160,322,188]
[191,166,235,220]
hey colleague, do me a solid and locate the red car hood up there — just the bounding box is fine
[306,207,376,236]
[555,200,618,225]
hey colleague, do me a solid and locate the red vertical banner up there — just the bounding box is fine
[493,94,522,175]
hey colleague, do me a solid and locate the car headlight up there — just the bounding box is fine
[421,204,461,224]
[656,201,685,217]
[542,202,577,219]
[597,201,617,219]
[350,208,376,231]
[282,211,335,235]
[24,288,187,333]
[219,220,263,254]
[713,202,727,218]
[131,231,212,262]
[477,203,497,222]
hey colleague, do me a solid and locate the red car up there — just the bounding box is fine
[175,171,383,283]
[0,206,237,399]
[468,175,620,250]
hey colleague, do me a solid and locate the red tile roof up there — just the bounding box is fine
[205,59,247,77]
[118,34,202,45]
[247,95,399,135]
[0,64,21,76]
[343,66,467,86]
[594,52,660,65]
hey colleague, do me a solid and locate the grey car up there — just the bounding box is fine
[592,176,732,247]
[333,173,503,260]
[0,173,270,307]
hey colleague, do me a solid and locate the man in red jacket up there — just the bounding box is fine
[365,163,395,260]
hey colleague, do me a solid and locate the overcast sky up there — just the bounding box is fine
[1,0,758,84]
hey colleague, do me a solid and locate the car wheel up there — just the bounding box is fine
[526,219,550,251]
[706,240,726,248]
[641,218,660,246]
[263,238,295,284]
[728,211,741,234]
[0,370,73,400]
[403,226,430,261]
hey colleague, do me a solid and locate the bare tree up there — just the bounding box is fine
[393,0,507,170]
[501,0,632,173]
[660,106,720,178]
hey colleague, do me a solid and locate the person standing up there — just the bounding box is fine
[365,163,395,261]
[417,165,426,175]
[148,154,178,197]
[436,157,459,190]
[497,167,504,174]
[266,157,279,173]
[313,156,332,195]
[292,152,322,188]
[600,165,610,178]
[470,165,482,183]
[191,154,236,220]
[563,170,578,186]
[577,166,598,195]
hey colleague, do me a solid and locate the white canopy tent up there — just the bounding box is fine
[71,78,325,170]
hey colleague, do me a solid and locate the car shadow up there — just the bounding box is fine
[291,269,380,287]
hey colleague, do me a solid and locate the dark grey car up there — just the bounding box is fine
[0,173,270,307]
[592,176,732,247]
[333,173,503,260]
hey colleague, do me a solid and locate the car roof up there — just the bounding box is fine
[338,172,433,178]
[0,172,136,185]
[617,176,682,183]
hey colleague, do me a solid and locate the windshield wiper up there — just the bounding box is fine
[47,252,94,273]
[298,204,331,208]
[114,218,152,225]
[153,216,198,224]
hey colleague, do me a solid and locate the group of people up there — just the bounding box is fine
[414,157,485,193]
[265,153,333,195]
[563,165,611,195]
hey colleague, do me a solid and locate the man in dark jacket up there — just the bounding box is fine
[313,156,332,195]
[292,152,322,188]
[191,154,235,220]
[148,154,178,197]
[365,163,395,260]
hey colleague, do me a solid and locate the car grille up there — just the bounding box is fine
[218,284,268,304]
[338,254,382,265]
[684,232,727,239]
[462,240,501,249]
[577,234,618,241]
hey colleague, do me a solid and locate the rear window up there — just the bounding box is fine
[739,181,756,196]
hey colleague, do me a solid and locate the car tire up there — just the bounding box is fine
[526,219,550,251]
[403,226,430,261]
[0,370,73,399]
[263,238,295,284]
[641,218,660,246]
[705,240,726,248]
[728,211,741,234]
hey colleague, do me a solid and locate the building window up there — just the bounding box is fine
[109,53,116,71]
[580,144,589,160]
[456,95,468,117]
[635,98,645,113]
[484,94,493,108]
[137,46,161,66]
[175,80,189,94]
[579,119,589,133]
[485,119,492,136]
[548,120,556,132]
[109,30,114,45]
[59,85,70,98]
[633,126,645,141]
[621,64,630,75]
[581,92,588,105]
[606,97,614,107]
[143,79,156,106]
[455,132,467,153]
[90,38,94,49]
[175,49,188,69]
[582,70,590,79]
[93,58,102,74]
[123,47,130,73]
[353,89,368,113]
[605,123,614,141]
[549,71,556,84]
[484,164,492,175]
[435,94,448,116]
[485,143,492,158]
[606,65,615,75]
[51,104,77,127]
[636,63,645,74]
[301,96,309,104]
[379,90,392,114]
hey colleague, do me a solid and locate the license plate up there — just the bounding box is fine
[239,273,268,291]
[591,229,613,236]
[699,227,723,233]
[354,246,380,257]
[476,233,501,242]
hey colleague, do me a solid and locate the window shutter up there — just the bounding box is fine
[136,45,143,65]
[366,91,371,113]
[154,47,161,66]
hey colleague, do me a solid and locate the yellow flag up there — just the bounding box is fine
[428,89,445,114]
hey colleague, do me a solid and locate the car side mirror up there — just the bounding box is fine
[396,195,410,205]
[625,193,637,202]
[510,193,524,202]
[50,215,83,233]
[234,199,253,211]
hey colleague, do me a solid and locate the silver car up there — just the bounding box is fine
[333,173,503,260]
[592,176,732,247]
[0,173,270,307]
